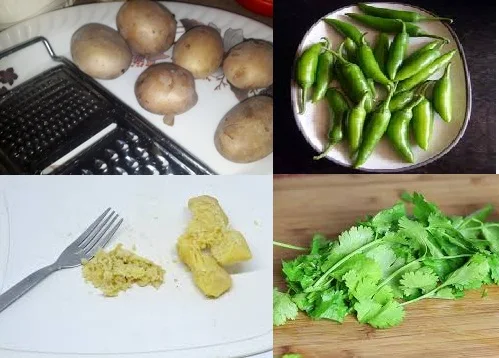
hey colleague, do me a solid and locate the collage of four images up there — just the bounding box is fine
[0,0,496,357]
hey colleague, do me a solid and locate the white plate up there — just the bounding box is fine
[291,2,471,172]
[0,176,272,358]
[0,2,273,175]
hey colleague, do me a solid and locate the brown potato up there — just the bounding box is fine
[215,95,273,163]
[173,26,224,79]
[222,39,273,90]
[116,0,177,57]
[70,23,132,80]
[135,63,198,125]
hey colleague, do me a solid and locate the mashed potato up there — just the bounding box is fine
[177,195,252,298]
[82,244,165,297]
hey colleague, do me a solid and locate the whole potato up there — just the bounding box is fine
[116,0,177,57]
[173,26,224,79]
[135,63,198,125]
[70,23,132,80]
[222,40,273,90]
[215,96,273,163]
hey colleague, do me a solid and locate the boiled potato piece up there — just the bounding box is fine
[215,95,273,163]
[211,230,252,266]
[192,253,232,298]
[187,195,229,237]
[223,39,273,89]
[135,63,198,125]
[173,26,224,79]
[116,0,177,57]
[70,23,132,80]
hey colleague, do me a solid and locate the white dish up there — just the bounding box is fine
[0,175,272,357]
[0,2,273,175]
[291,2,471,172]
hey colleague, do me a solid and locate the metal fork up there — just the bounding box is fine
[0,208,123,313]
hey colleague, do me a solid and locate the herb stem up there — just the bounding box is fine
[273,241,308,251]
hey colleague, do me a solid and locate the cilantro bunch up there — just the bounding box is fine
[273,192,499,329]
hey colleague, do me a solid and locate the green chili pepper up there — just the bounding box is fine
[367,78,377,100]
[397,49,456,92]
[346,13,448,41]
[347,92,369,154]
[358,3,453,23]
[387,95,424,163]
[412,81,434,150]
[312,49,334,103]
[433,63,452,122]
[357,33,393,87]
[386,21,408,80]
[323,18,364,45]
[354,86,395,168]
[404,40,446,64]
[327,46,374,112]
[395,41,445,81]
[373,33,390,74]
[389,90,414,112]
[295,38,328,114]
[344,37,358,63]
[314,88,350,160]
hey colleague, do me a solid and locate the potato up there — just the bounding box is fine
[215,95,273,163]
[116,0,177,57]
[173,26,224,79]
[192,253,232,298]
[70,23,132,80]
[135,63,198,125]
[222,39,273,90]
[210,230,252,266]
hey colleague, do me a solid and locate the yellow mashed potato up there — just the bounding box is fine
[82,244,165,297]
[177,195,252,298]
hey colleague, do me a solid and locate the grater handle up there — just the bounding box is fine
[0,36,58,60]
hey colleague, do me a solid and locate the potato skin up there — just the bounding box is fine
[215,96,273,163]
[222,39,273,90]
[70,23,132,80]
[173,26,224,79]
[135,63,198,116]
[116,0,177,57]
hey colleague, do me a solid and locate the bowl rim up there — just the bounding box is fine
[290,1,472,173]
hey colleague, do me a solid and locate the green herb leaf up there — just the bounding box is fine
[273,288,298,326]
[323,226,375,269]
[371,202,406,234]
[400,267,439,296]
[309,288,349,322]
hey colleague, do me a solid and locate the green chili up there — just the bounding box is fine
[433,63,452,122]
[312,48,334,103]
[323,18,364,45]
[386,21,408,80]
[358,3,453,23]
[397,49,456,92]
[357,33,393,87]
[296,39,328,114]
[373,33,390,74]
[344,37,358,63]
[354,86,395,168]
[404,39,447,64]
[346,13,448,41]
[395,41,445,81]
[327,46,374,112]
[314,88,350,160]
[387,95,424,163]
[412,81,434,150]
[347,92,369,154]
[367,78,377,100]
[389,90,414,112]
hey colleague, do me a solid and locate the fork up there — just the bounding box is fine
[0,208,123,313]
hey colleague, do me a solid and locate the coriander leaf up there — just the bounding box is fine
[291,292,312,312]
[373,285,394,305]
[400,267,439,296]
[343,270,378,301]
[399,217,444,258]
[482,224,499,253]
[354,299,382,323]
[273,288,298,326]
[422,256,466,281]
[309,289,349,323]
[430,287,456,299]
[323,226,375,269]
[367,300,405,329]
[446,254,490,290]
[455,205,493,240]
[371,202,406,234]
[310,233,329,255]
[332,254,382,284]
[488,253,499,284]
[366,243,401,278]
[411,192,441,223]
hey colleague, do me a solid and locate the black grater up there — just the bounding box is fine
[0,37,215,175]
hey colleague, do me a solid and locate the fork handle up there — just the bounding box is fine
[0,263,58,314]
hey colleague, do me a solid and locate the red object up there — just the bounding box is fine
[236,0,273,17]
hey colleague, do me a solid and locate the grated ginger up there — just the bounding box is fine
[82,244,165,297]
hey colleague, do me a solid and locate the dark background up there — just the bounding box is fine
[274,0,496,174]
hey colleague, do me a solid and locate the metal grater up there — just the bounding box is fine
[0,37,215,175]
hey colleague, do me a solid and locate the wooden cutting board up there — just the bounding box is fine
[274,174,499,358]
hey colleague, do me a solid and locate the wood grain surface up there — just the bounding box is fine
[274,174,499,358]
